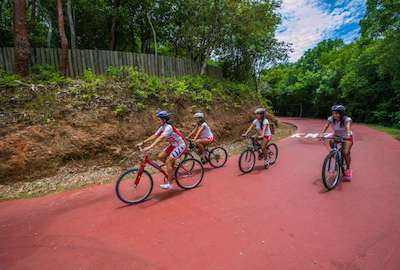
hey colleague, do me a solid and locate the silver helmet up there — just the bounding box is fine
[193,112,205,119]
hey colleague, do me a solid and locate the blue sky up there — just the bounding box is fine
[276,0,366,61]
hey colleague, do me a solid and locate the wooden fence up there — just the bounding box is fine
[0,47,223,78]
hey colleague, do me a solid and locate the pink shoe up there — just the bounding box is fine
[343,169,352,181]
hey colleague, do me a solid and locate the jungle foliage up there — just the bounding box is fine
[261,0,400,127]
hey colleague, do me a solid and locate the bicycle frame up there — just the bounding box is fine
[324,137,346,172]
[135,154,168,185]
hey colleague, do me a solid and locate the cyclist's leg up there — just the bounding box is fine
[158,146,171,163]
[342,139,353,169]
[261,136,271,155]
[166,144,186,183]
[195,138,211,156]
[165,156,175,182]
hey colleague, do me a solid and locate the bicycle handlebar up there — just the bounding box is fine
[320,135,350,142]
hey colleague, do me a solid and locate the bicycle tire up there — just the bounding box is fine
[239,149,256,173]
[321,151,341,190]
[266,143,278,165]
[208,147,228,168]
[115,168,153,204]
[175,158,204,189]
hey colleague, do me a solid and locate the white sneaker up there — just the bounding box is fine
[160,182,173,189]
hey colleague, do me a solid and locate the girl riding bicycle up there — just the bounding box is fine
[242,107,272,167]
[187,112,214,162]
[138,111,187,189]
[320,105,353,179]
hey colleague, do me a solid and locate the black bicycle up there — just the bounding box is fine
[181,139,228,168]
[238,136,278,173]
[321,136,349,190]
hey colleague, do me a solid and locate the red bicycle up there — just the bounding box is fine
[115,146,204,204]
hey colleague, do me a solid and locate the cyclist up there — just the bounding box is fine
[242,107,272,167]
[320,105,353,180]
[138,111,187,189]
[187,112,215,162]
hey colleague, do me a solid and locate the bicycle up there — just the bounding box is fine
[182,139,228,168]
[115,146,204,204]
[238,136,278,173]
[320,135,349,190]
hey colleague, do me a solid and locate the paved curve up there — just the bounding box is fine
[1,118,400,270]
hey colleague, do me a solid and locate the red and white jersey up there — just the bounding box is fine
[155,123,186,147]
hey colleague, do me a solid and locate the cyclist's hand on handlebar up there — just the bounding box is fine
[241,134,247,138]
[142,146,152,153]
[136,142,144,147]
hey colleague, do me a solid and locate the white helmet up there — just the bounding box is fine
[193,112,204,119]
[254,108,266,114]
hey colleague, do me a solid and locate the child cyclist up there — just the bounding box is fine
[242,108,272,167]
[137,111,187,189]
[187,112,214,162]
[319,104,353,180]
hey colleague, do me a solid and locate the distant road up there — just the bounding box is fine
[1,117,400,270]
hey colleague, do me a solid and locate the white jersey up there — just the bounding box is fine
[327,116,352,137]
[155,123,186,147]
[253,118,271,136]
[199,122,213,139]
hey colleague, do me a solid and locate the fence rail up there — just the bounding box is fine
[0,47,222,78]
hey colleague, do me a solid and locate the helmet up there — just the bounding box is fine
[331,105,345,113]
[156,110,170,120]
[193,112,204,119]
[255,108,266,114]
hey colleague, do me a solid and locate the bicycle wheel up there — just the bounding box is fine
[208,147,228,168]
[175,158,204,189]
[115,168,153,204]
[177,152,195,169]
[266,143,278,165]
[322,151,341,190]
[238,149,256,173]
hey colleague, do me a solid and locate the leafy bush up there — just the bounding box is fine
[31,64,66,85]
[0,69,19,87]
[82,69,103,83]
[106,66,130,81]
[113,104,128,117]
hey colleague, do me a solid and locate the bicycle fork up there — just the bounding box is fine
[135,164,146,186]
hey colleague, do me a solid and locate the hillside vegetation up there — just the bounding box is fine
[0,66,273,186]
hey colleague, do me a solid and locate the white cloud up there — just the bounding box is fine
[276,0,364,61]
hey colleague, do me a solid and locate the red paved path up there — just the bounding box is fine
[1,118,400,270]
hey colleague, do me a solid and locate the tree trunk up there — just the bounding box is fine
[31,0,37,30]
[56,0,69,75]
[46,16,53,48]
[200,48,211,75]
[147,12,157,56]
[13,0,30,77]
[66,0,76,49]
[109,0,121,50]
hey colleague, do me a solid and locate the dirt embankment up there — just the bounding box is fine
[0,76,296,199]
[2,103,264,183]
[0,81,276,184]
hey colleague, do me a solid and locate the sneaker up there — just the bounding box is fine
[160,182,173,189]
[343,169,352,181]
[264,159,270,168]
[200,157,207,164]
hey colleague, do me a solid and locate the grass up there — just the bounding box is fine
[367,124,400,140]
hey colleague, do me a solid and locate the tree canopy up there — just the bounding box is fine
[1,0,287,81]
[261,0,400,128]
